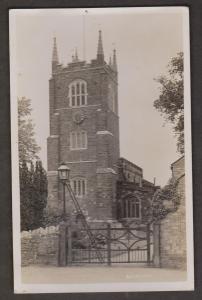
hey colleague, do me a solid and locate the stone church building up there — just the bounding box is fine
[47,31,157,222]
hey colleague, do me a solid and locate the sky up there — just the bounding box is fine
[13,7,186,186]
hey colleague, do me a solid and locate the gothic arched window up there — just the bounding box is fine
[70,177,87,197]
[122,196,141,219]
[69,79,87,107]
[70,131,87,150]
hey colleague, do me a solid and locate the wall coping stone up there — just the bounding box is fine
[96,130,113,136]
[96,167,117,175]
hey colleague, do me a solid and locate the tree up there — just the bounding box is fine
[150,179,181,221]
[18,96,47,231]
[144,179,181,224]
[20,161,34,230]
[32,161,48,228]
[20,161,47,231]
[18,97,40,164]
[154,52,184,153]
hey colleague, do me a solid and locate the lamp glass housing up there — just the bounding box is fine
[58,163,70,181]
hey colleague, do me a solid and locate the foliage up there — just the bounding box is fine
[154,52,184,153]
[18,97,40,164]
[20,160,47,231]
[43,214,64,227]
[18,96,47,231]
[146,179,181,223]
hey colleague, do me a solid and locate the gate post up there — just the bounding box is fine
[107,223,111,266]
[67,223,72,265]
[146,223,151,265]
[58,222,67,266]
[153,222,160,267]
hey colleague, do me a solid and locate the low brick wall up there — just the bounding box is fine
[21,225,60,266]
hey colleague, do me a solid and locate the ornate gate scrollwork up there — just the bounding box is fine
[68,223,153,265]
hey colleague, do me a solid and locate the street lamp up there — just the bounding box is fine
[58,162,70,182]
[58,162,70,221]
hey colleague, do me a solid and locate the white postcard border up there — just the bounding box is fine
[9,6,194,293]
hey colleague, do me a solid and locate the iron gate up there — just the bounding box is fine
[66,223,153,265]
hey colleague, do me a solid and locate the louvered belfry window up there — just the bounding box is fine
[70,131,87,150]
[69,79,87,107]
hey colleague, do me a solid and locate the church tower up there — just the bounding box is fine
[47,31,120,220]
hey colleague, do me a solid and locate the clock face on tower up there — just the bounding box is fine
[73,111,85,124]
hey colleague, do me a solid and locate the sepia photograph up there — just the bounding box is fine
[9,7,194,293]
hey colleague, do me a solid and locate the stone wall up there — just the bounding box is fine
[117,157,143,186]
[160,157,186,269]
[21,225,59,266]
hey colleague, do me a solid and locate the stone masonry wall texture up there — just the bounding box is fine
[160,156,186,269]
[21,226,59,266]
[47,34,120,220]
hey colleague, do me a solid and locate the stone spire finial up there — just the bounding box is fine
[97,30,104,64]
[113,49,117,72]
[109,56,112,67]
[75,48,79,62]
[52,37,59,74]
[52,37,59,63]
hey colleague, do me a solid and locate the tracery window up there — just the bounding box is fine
[122,196,141,219]
[70,131,87,150]
[69,79,87,107]
[70,177,86,197]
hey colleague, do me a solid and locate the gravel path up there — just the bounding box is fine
[22,264,186,284]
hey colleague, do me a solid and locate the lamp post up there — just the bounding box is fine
[58,162,70,221]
